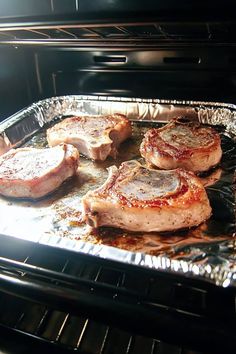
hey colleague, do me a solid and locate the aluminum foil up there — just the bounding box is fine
[0,95,235,287]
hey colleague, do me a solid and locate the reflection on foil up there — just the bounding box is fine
[88,222,230,256]
[0,96,235,287]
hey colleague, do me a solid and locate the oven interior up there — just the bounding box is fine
[0,1,235,353]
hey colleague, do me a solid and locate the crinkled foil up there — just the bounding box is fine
[0,95,235,287]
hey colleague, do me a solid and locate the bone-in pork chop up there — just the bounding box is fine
[82,160,212,232]
[47,114,132,161]
[0,144,79,199]
[140,120,222,172]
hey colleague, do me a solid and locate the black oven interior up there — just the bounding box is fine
[0,1,235,353]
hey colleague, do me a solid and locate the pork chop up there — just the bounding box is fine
[0,143,79,199]
[82,160,212,232]
[47,114,132,161]
[140,119,222,172]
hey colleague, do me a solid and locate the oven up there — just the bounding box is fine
[0,1,235,353]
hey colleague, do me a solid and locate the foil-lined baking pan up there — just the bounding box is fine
[0,95,235,287]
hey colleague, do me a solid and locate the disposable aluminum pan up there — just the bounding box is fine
[0,95,235,287]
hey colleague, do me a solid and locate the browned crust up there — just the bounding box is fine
[48,113,130,132]
[84,161,209,210]
[140,120,222,172]
[140,120,220,161]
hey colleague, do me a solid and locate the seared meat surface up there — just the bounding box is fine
[82,160,212,232]
[0,144,79,199]
[140,120,222,172]
[47,114,132,161]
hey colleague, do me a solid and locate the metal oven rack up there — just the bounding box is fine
[0,22,236,45]
[1,0,236,48]
[0,234,235,353]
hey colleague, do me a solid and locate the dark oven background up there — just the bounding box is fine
[2,45,236,121]
[1,0,236,120]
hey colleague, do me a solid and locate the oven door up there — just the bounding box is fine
[0,2,235,354]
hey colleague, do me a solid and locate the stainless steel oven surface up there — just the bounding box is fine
[0,1,235,354]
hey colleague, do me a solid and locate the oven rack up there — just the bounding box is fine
[1,0,236,48]
[0,234,235,353]
[1,21,236,46]
[0,293,203,354]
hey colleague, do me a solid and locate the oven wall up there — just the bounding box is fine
[0,47,33,120]
[1,45,236,120]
